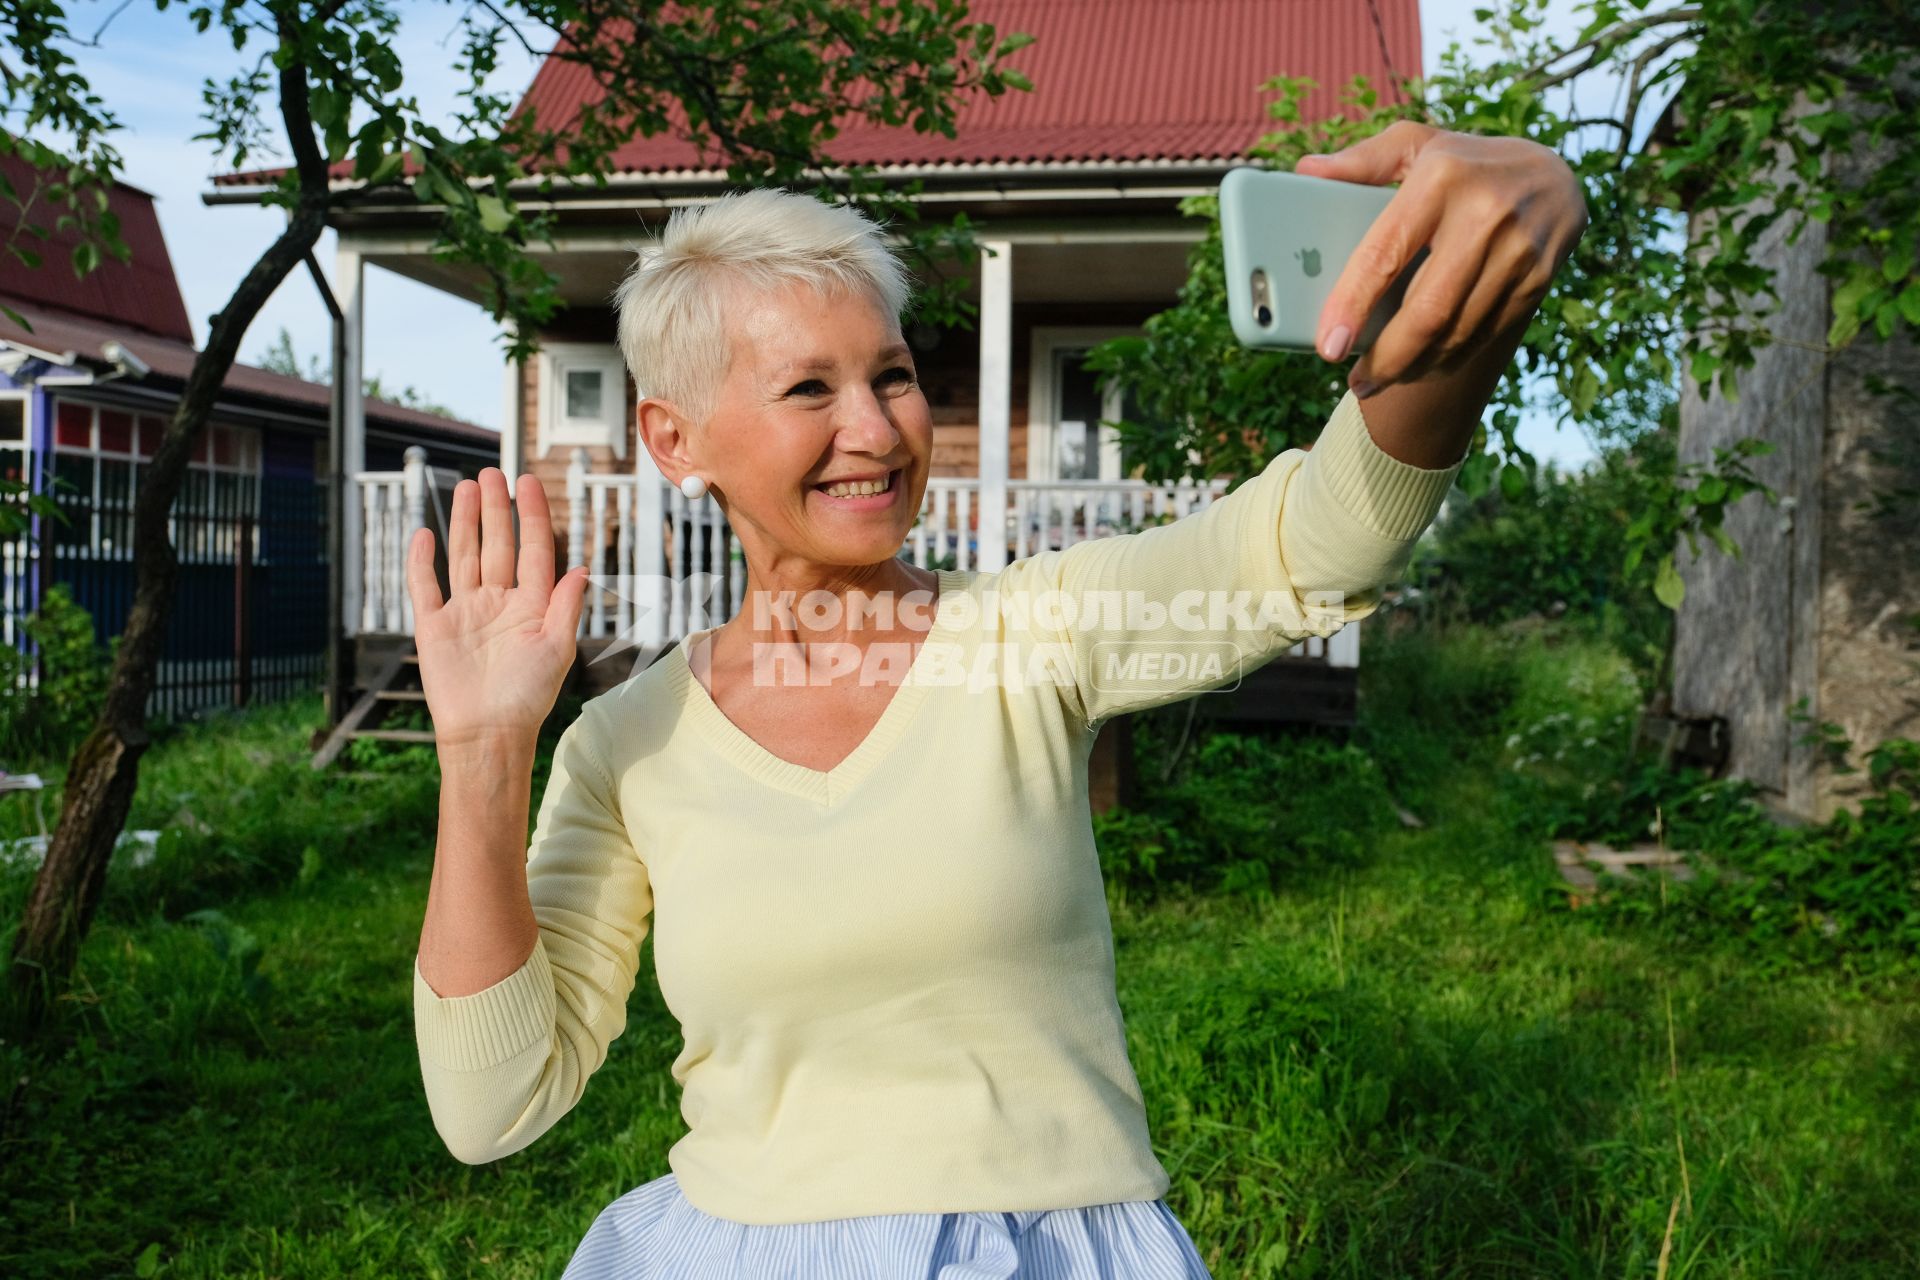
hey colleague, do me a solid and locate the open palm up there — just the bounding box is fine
[405,468,590,751]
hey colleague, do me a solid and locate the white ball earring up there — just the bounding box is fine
[680,474,708,500]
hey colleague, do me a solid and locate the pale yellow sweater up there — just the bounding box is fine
[412,391,1466,1225]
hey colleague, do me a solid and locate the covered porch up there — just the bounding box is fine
[335,221,1360,676]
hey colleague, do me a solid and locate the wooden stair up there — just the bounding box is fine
[310,646,437,769]
[309,636,682,770]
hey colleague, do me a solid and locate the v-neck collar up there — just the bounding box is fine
[663,568,965,808]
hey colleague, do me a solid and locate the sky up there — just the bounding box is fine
[55,0,1622,470]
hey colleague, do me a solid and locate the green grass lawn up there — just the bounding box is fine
[1,622,1914,1278]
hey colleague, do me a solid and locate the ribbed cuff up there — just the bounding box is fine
[414,939,555,1073]
[1309,391,1467,541]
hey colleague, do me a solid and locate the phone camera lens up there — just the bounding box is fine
[1255,304,1273,328]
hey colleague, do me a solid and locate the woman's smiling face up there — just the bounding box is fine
[692,277,933,574]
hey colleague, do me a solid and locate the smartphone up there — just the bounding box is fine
[1219,167,1427,354]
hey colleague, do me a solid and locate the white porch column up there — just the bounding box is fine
[500,317,523,485]
[1328,619,1361,668]
[976,238,1012,571]
[337,242,367,636]
[630,407,669,650]
[401,447,430,635]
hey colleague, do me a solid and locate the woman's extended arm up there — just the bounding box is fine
[993,127,1587,728]
[997,389,1466,728]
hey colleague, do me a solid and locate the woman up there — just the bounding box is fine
[409,122,1586,1276]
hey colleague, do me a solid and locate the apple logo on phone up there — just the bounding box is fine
[1294,247,1322,277]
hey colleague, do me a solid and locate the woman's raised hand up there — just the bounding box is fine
[405,468,590,753]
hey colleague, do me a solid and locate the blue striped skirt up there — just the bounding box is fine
[559,1172,1214,1278]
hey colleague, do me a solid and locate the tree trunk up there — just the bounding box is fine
[5,55,335,1034]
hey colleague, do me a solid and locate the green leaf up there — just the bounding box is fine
[1884,243,1914,283]
[324,117,351,166]
[71,240,100,277]
[1695,474,1727,505]
[365,150,406,187]
[1456,450,1495,498]
[1499,461,1528,501]
[1654,553,1685,610]
[475,194,513,234]
[1898,282,1920,328]
[1828,270,1877,348]
[1570,364,1600,418]
[1690,347,1720,387]
[1827,309,1863,349]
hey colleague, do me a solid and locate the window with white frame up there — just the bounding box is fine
[1027,328,1143,483]
[1,396,26,490]
[537,343,628,459]
[49,397,261,563]
[2,396,27,653]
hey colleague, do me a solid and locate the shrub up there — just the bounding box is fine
[1410,416,1677,678]
[0,583,116,766]
[1096,724,1396,899]
[1582,736,1920,975]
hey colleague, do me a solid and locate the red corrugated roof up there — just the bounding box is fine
[0,149,195,341]
[524,0,1423,172]
[212,0,1420,185]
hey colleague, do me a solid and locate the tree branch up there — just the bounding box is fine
[1614,28,1696,166]
[309,0,355,28]
[274,29,330,202]
[467,0,558,61]
[81,0,137,46]
[1524,7,1704,91]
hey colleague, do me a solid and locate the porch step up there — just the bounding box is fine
[311,642,437,768]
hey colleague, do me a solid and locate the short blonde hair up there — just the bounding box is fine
[612,188,915,428]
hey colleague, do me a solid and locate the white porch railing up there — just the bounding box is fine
[355,446,461,636]
[351,449,1358,668]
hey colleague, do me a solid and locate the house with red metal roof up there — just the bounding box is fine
[203,0,1420,748]
[0,150,499,722]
